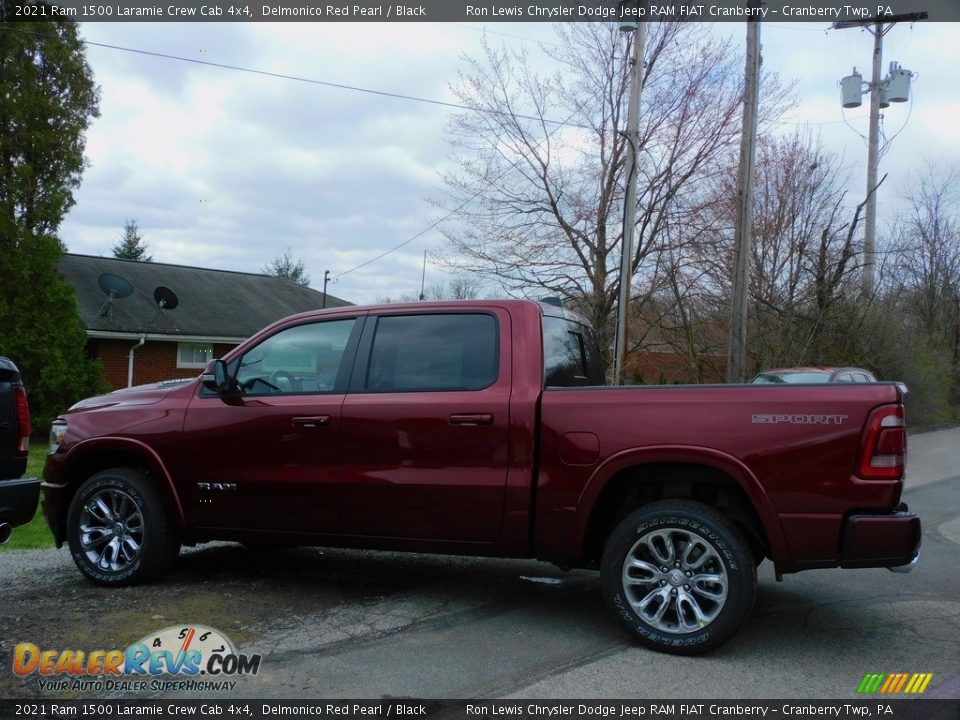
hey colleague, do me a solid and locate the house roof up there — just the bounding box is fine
[59,253,350,340]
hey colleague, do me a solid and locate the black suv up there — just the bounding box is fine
[0,357,39,543]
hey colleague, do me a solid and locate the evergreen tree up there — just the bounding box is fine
[0,15,107,432]
[112,218,152,261]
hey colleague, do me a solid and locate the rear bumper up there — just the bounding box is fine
[839,505,921,570]
[0,476,41,530]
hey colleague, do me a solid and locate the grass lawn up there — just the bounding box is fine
[1,444,55,551]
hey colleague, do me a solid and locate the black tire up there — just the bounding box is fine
[66,468,180,586]
[600,500,756,655]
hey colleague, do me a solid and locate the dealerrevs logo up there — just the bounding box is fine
[12,625,261,692]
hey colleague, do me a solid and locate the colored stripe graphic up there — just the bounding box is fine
[887,673,908,693]
[857,673,933,694]
[857,674,885,693]
[892,674,910,693]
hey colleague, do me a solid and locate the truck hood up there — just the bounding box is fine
[68,378,197,412]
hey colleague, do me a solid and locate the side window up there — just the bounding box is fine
[365,314,498,392]
[235,319,356,394]
[543,316,605,387]
[835,374,854,383]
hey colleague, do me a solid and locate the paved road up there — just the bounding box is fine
[906,427,960,489]
[1,428,957,701]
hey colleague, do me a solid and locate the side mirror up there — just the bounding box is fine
[201,359,237,395]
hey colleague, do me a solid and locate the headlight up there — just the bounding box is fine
[49,420,67,454]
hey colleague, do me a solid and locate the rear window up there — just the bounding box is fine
[752,372,831,384]
[543,316,605,387]
[365,313,499,392]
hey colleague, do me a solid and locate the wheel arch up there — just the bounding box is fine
[575,447,787,565]
[51,438,186,542]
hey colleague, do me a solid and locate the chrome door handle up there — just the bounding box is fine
[292,415,331,428]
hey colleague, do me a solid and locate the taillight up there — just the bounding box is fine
[857,404,906,480]
[14,385,30,453]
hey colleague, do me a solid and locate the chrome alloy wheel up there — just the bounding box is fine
[621,528,728,634]
[78,489,145,573]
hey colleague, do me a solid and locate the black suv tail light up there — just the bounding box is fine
[14,385,30,453]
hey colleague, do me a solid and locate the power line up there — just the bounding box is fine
[775,113,869,127]
[0,23,592,283]
[0,25,583,129]
[448,23,568,49]
[764,23,835,32]
[334,197,473,281]
[334,103,589,281]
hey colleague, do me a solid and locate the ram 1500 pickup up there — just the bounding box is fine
[42,300,920,653]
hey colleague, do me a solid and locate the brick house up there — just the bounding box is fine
[59,254,349,390]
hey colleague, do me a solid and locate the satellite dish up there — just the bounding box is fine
[141,285,180,332]
[98,273,133,299]
[96,273,134,323]
[153,286,179,310]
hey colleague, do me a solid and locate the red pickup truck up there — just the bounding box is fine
[42,300,920,654]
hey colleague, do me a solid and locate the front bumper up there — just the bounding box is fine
[839,504,921,571]
[0,476,41,531]
[41,480,68,547]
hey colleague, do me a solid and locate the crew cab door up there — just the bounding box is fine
[338,310,511,542]
[179,316,363,533]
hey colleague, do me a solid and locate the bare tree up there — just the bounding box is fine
[635,131,857,377]
[743,132,864,368]
[889,163,960,357]
[438,23,792,354]
[263,248,310,287]
[377,276,484,304]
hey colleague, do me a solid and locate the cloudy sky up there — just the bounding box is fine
[59,20,960,305]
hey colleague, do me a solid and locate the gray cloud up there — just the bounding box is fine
[59,21,960,307]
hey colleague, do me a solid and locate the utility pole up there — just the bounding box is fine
[727,10,761,384]
[833,12,926,297]
[862,21,883,299]
[322,270,330,309]
[613,5,646,385]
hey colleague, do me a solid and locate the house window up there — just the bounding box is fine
[177,342,213,369]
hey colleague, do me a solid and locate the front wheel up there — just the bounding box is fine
[600,500,756,655]
[66,468,180,586]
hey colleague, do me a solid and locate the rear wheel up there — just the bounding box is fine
[66,468,180,586]
[600,500,756,654]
